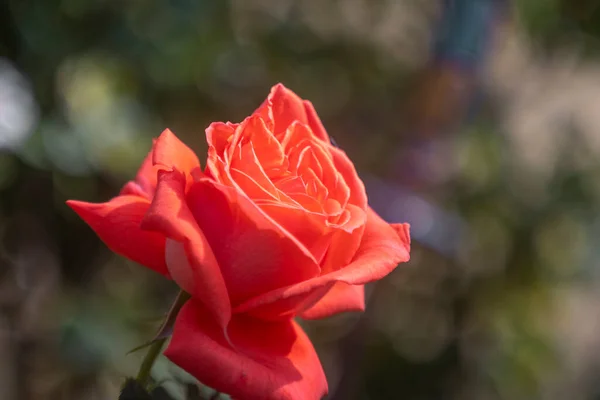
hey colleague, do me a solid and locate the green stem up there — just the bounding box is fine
[135,336,166,386]
[135,290,190,388]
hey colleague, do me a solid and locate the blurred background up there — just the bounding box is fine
[3,0,600,399]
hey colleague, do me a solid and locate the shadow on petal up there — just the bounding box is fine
[300,282,365,320]
[187,179,320,307]
[165,300,328,400]
[235,207,409,319]
[66,196,168,276]
[141,169,232,329]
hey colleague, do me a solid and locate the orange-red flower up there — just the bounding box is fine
[67,84,410,400]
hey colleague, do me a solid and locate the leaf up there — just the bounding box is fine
[127,327,174,355]
[127,292,191,355]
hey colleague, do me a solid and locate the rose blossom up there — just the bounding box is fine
[67,84,410,400]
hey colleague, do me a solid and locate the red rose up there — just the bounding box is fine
[68,84,410,400]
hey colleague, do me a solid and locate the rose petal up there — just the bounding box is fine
[164,239,195,295]
[165,300,328,400]
[391,222,411,246]
[273,176,307,198]
[305,140,350,205]
[119,145,158,199]
[300,283,365,320]
[235,207,409,319]
[205,122,238,158]
[66,196,168,276]
[321,222,365,275]
[271,188,325,218]
[152,129,202,183]
[225,120,247,164]
[187,179,320,307]
[280,121,314,155]
[141,169,231,328]
[206,149,232,184]
[282,125,352,211]
[230,168,279,201]
[230,141,280,200]
[254,84,309,136]
[308,152,324,181]
[324,198,342,216]
[303,100,330,142]
[119,181,151,199]
[242,116,285,173]
[327,204,366,233]
[327,146,368,210]
[298,161,328,203]
[258,202,331,263]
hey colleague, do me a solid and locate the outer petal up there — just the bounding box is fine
[300,283,365,320]
[66,196,168,276]
[187,179,320,307]
[391,222,411,247]
[235,207,410,319]
[165,300,328,400]
[320,223,365,275]
[152,129,202,184]
[119,145,159,199]
[141,169,231,328]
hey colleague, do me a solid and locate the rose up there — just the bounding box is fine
[68,84,411,399]
[67,84,410,400]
